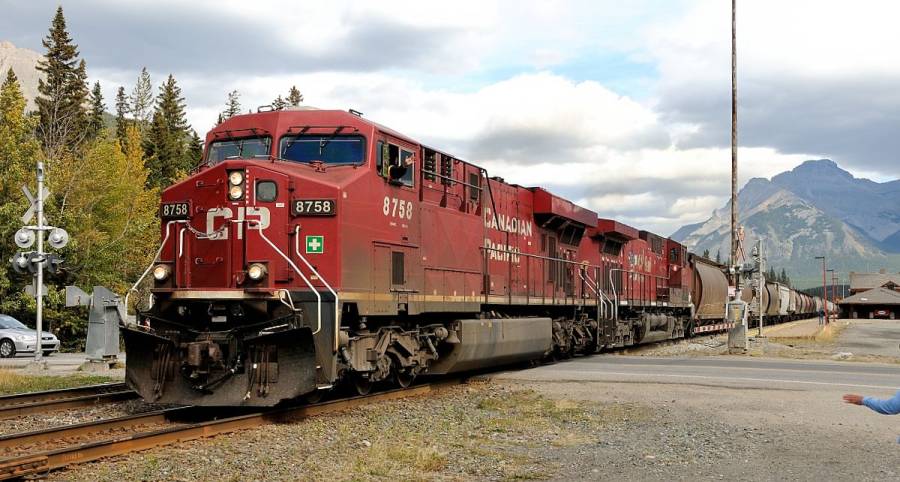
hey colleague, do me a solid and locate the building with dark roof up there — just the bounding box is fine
[840,275,900,319]
[848,270,900,295]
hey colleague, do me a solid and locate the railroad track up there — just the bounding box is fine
[0,381,452,480]
[0,383,137,419]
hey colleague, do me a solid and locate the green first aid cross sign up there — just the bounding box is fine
[305,235,324,254]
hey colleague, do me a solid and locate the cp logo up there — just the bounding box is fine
[205,207,270,240]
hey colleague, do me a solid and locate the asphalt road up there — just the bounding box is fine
[493,355,900,392]
[835,319,900,357]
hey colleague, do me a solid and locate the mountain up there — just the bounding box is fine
[770,159,900,252]
[0,41,42,111]
[672,160,899,288]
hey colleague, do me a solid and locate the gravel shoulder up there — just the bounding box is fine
[631,319,900,364]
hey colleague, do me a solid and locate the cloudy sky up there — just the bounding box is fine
[2,0,898,235]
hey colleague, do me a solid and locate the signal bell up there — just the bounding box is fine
[48,228,69,249]
[14,229,35,248]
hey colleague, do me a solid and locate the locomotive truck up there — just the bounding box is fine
[123,107,823,406]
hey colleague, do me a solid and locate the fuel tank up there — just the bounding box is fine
[426,317,552,374]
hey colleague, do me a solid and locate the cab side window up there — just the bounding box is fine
[377,140,415,188]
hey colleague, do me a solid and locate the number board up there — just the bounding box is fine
[291,199,336,216]
[160,202,190,219]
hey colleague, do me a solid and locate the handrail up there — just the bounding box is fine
[293,226,341,353]
[578,267,605,346]
[608,268,620,321]
[125,220,182,319]
[244,220,322,335]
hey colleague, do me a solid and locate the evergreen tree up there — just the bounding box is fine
[188,129,203,166]
[86,81,105,140]
[223,90,241,119]
[714,249,721,264]
[768,266,777,282]
[114,86,130,150]
[130,67,153,134]
[35,6,89,158]
[143,74,191,188]
[702,249,710,259]
[272,95,287,110]
[287,85,303,106]
[780,268,789,287]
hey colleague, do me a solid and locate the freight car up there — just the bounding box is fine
[121,108,794,407]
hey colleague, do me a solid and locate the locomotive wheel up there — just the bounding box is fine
[395,369,415,389]
[353,375,374,396]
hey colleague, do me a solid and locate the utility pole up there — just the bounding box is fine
[815,256,826,325]
[725,0,747,353]
[757,239,764,336]
[730,0,739,295]
[827,269,836,319]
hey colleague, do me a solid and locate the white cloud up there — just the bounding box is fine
[54,0,897,237]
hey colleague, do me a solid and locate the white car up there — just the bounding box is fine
[0,314,60,358]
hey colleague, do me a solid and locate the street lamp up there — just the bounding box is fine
[815,256,826,324]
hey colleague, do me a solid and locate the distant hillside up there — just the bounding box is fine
[0,41,42,111]
[673,160,900,288]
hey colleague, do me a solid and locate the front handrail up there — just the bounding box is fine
[125,220,183,319]
[244,220,322,335]
[293,226,340,352]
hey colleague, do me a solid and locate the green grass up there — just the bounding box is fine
[0,369,117,396]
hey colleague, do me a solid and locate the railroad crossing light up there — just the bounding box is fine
[48,228,69,249]
[45,254,63,274]
[10,252,31,274]
[14,228,34,248]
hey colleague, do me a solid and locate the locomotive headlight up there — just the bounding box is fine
[229,171,244,186]
[247,263,267,281]
[152,264,171,282]
[228,185,244,200]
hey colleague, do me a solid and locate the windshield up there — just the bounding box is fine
[206,137,272,164]
[279,135,366,165]
[0,315,27,330]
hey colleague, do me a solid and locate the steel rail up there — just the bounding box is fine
[0,381,453,480]
[0,383,136,419]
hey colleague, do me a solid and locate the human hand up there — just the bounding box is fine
[843,394,864,405]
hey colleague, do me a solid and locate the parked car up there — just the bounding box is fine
[0,314,60,358]
[871,309,895,320]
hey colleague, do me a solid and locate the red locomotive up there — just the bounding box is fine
[123,107,819,406]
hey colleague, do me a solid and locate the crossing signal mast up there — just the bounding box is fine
[9,161,68,365]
